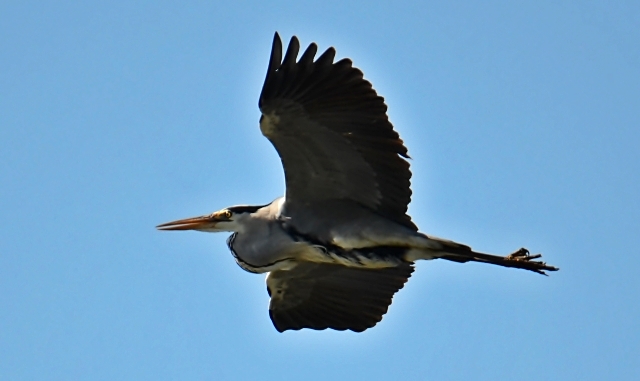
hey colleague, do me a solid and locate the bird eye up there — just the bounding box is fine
[223,210,232,219]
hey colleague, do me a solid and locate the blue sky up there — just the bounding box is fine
[2,1,639,380]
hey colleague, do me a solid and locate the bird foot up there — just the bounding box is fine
[504,248,558,275]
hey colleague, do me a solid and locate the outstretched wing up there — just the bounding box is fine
[266,262,414,332]
[259,33,416,230]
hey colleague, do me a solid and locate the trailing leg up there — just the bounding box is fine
[406,237,559,275]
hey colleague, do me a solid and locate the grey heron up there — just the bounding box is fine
[157,33,558,333]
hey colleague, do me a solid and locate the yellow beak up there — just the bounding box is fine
[156,215,218,231]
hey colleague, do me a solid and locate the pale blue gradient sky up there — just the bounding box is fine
[2,1,639,380]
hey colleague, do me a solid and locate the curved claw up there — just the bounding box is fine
[503,248,559,275]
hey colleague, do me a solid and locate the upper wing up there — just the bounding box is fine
[259,33,416,230]
[266,262,414,332]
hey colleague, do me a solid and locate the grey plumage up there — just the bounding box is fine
[157,33,558,333]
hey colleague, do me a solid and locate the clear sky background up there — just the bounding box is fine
[2,1,639,380]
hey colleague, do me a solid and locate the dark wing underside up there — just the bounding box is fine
[267,262,414,332]
[259,33,416,230]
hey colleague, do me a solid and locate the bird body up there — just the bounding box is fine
[178,197,426,273]
[158,33,558,333]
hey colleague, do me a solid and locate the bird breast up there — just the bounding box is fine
[226,229,309,274]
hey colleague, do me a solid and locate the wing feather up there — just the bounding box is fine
[259,33,416,230]
[267,262,414,332]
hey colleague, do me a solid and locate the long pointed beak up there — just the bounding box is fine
[156,215,218,231]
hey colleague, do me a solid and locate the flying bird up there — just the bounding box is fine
[157,33,558,333]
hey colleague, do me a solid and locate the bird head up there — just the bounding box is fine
[157,204,266,233]
[157,208,242,233]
